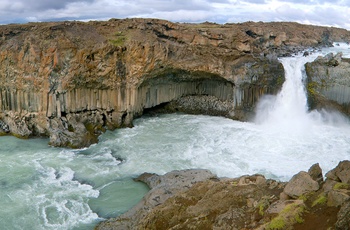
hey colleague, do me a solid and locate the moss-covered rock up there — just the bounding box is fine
[95,162,350,229]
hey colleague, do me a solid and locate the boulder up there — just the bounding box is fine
[325,160,350,184]
[336,200,350,230]
[308,163,324,184]
[0,119,9,132]
[327,190,350,207]
[284,171,320,198]
[2,112,32,138]
[323,179,338,193]
[266,200,304,215]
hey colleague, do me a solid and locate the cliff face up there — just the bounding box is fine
[305,52,350,115]
[0,19,350,147]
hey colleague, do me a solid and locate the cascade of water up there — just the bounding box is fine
[255,44,350,131]
[254,54,317,133]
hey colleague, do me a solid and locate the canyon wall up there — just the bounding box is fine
[0,19,350,147]
[306,52,350,115]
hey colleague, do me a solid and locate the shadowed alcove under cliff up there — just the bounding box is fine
[136,68,236,117]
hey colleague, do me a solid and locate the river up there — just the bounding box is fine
[0,43,350,229]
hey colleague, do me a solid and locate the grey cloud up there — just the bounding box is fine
[277,0,349,6]
[0,0,94,12]
[240,0,267,4]
[25,0,95,11]
[128,0,212,12]
[207,0,231,2]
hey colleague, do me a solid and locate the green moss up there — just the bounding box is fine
[333,183,349,190]
[12,133,29,139]
[266,217,285,230]
[110,36,126,46]
[276,75,285,86]
[306,81,320,109]
[231,181,238,186]
[312,194,327,207]
[68,124,75,132]
[298,194,308,202]
[295,214,304,224]
[259,205,265,216]
[298,192,314,202]
[307,82,318,96]
[84,123,95,132]
[110,32,127,46]
[258,201,268,216]
[266,203,305,230]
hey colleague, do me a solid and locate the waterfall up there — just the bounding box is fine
[254,54,315,132]
[254,46,350,133]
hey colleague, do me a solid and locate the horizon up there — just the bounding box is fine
[0,0,349,30]
[0,17,349,32]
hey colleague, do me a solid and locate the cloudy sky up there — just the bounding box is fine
[0,0,349,29]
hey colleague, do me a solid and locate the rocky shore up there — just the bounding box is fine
[0,19,350,147]
[96,161,350,230]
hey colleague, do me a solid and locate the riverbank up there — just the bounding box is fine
[96,161,350,229]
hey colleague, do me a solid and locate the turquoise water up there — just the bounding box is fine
[1,112,350,229]
[0,136,148,230]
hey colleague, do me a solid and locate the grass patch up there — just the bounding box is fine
[258,200,269,216]
[110,31,127,46]
[266,203,305,230]
[267,217,285,230]
[312,194,327,207]
[298,192,314,202]
[333,183,349,190]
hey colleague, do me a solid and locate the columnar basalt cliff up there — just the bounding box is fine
[0,19,350,147]
[305,52,350,115]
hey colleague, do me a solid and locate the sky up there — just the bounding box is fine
[0,0,349,30]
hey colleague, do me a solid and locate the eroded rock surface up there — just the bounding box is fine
[284,171,320,199]
[305,52,350,115]
[96,161,350,230]
[1,19,350,147]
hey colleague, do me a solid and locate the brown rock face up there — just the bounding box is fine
[0,19,350,147]
[284,171,320,199]
[305,53,350,115]
[308,163,324,184]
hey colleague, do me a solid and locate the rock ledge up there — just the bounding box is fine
[96,161,350,230]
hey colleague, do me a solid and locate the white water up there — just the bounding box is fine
[0,43,350,229]
[256,44,350,131]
